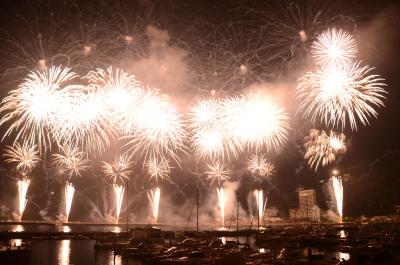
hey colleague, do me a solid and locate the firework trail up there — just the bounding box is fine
[64,182,75,222]
[205,161,231,227]
[113,184,125,224]
[17,178,31,220]
[4,142,39,220]
[332,175,344,222]
[304,129,347,171]
[145,158,170,224]
[0,66,78,152]
[101,153,133,223]
[148,187,161,224]
[254,189,267,228]
[186,21,266,93]
[216,187,225,227]
[52,144,89,221]
[247,154,275,177]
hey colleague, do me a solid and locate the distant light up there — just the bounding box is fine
[299,30,307,42]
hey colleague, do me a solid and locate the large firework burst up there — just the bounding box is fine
[223,92,289,152]
[84,67,143,125]
[123,90,187,163]
[0,66,78,151]
[297,61,386,130]
[188,97,239,160]
[3,141,40,176]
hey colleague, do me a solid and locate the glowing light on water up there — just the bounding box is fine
[332,175,343,222]
[62,226,71,233]
[337,252,350,261]
[254,189,267,227]
[17,178,30,220]
[0,66,77,151]
[113,226,121,233]
[148,187,161,224]
[11,225,24,247]
[221,237,226,245]
[58,240,71,265]
[64,182,75,222]
[217,187,225,227]
[113,183,125,224]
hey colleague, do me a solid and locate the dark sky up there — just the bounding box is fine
[0,0,399,221]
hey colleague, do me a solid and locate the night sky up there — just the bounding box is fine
[0,0,399,222]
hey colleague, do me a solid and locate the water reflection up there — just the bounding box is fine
[111,253,122,265]
[10,224,24,246]
[58,240,71,265]
[337,251,350,261]
[113,226,121,233]
[221,237,226,245]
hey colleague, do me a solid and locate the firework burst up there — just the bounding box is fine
[101,153,133,184]
[85,67,143,128]
[297,61,386,130]
[247,154,275,177]
[311,28,357,66]
[3,142,40,176]
[51,88,115,155]
[222,92,289,152]
[304,129,347,171]
[188,97,239,160]
[123,90,186,163]
[0,66,78,151]
[52,144,89,179]
[205,161,231,187]
[146,157,171,183]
